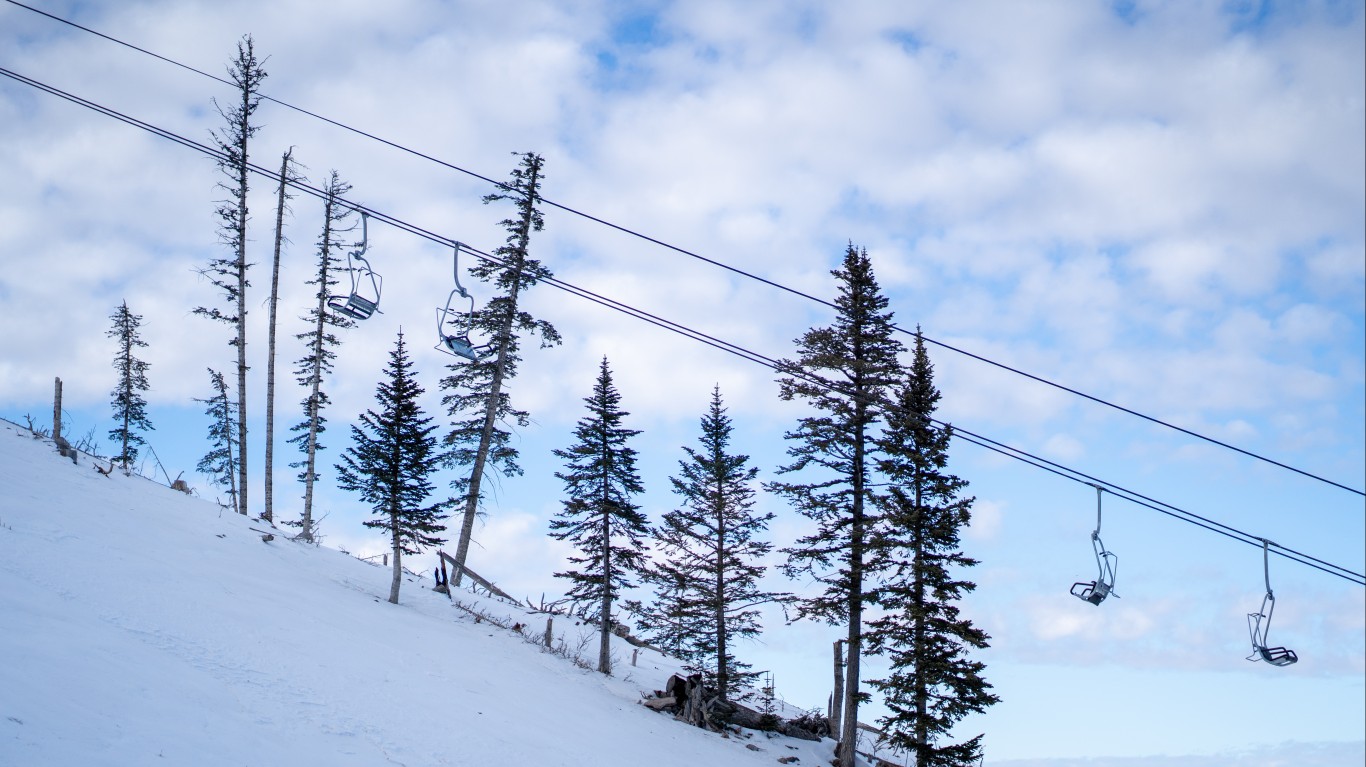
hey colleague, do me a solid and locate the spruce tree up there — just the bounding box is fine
[441,151,561,586]
[194,35,266,517]
[195,368,238,510]
[288,172,354,541]
[550,356,649,675]
[106,300,153,472]
[643,385,778,700]
[335,331,449,605]
[264,148,303,524]
[767,244,905,767]
[867,332,998,766]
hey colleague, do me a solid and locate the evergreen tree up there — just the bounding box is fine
[641,386,779,701]
[767,244,905,767]
[625,567,701,664]
[550,357,649,675]
[442,151,561,586]
[106,300,153,472]
[194,35,266,517]
[195,368,238,510]
[288,172,354,541]
[264,148,303,524]
[866,332,998,766]
[335,331,449,605]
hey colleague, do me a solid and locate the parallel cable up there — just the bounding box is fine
[3,63,1361,587]
[6,0,1361,497]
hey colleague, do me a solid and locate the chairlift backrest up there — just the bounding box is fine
[1246,539,1298,666]
[1070,486,1118,605]
[328,211,382,321]
[435,242,481,360]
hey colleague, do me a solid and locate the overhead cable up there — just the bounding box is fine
[3,64,1361,588]
[5,0,1361,498]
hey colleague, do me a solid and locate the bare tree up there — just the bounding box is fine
[288,171,353,541]
[195,35,267,516]
[264,148,302,525]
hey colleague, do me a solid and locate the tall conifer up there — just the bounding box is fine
[194,35,266,517]
[195,368,238,510]
[768,244,904,767]
[106,300,153,472]
[640,386,778,700]
[288,172,354,541]
[867,332,998,765]
[442,151,561,586]
[550,357,649,675]
[335,331,449,605]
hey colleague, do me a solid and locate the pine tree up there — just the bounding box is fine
[550,356,649,675]
[106,300,153,472]
[767,244,905,767]
[288,172,354,541]
[264,148,303,525]
[335,331,449,605]
[866,331,998,766]
[642,385,779,700]
[195,368,238,510]
[441,151,561,587]
[194,35,266,517]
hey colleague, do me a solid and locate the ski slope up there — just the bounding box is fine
[0,420,837,766]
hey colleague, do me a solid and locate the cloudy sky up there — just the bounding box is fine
[1,0,1362,763]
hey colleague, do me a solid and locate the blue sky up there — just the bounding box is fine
[1,1,1362,763]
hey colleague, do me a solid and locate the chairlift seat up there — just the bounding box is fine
[442,335,477,360]
[1256,645,1298,666]
[1071,580,1110,605]
[329,293,379,321]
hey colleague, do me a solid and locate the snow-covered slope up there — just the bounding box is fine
[0,420,834,766]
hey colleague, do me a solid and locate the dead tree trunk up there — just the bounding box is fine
[263,148,296,525]
[831,639,845,737]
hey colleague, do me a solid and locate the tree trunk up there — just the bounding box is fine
[233,104,251,518]
[715,490,728,700]
[298,237,330,542]
[831,639,845,737]
[451,160,541,587]
[263,149,292,525]
[120,327,132,468]
[388,536,402,604]
[913,474,928,753]
[838,404,868,767]
[599,496,613,675]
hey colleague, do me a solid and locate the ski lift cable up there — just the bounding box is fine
[4,65,1361,589]
[6,0,1361,499]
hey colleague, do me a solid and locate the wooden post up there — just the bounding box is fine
[544,617,554,647]
[632,648,639,667]
[52,377,63,440]
[831,639,844,737]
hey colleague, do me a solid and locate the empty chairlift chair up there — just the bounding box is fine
[435,242,482,361]
[1247,538,1298,667]
[327,212,383,321]
[1071,485,1119,606]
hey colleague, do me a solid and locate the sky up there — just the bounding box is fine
[1,0,1363,762]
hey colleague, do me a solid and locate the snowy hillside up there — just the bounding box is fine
[0,420,838,766]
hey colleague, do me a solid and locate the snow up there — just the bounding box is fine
[0,419,840,766]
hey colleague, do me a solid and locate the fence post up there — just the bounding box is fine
[53,377,63,440]
[544,617,554,647]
